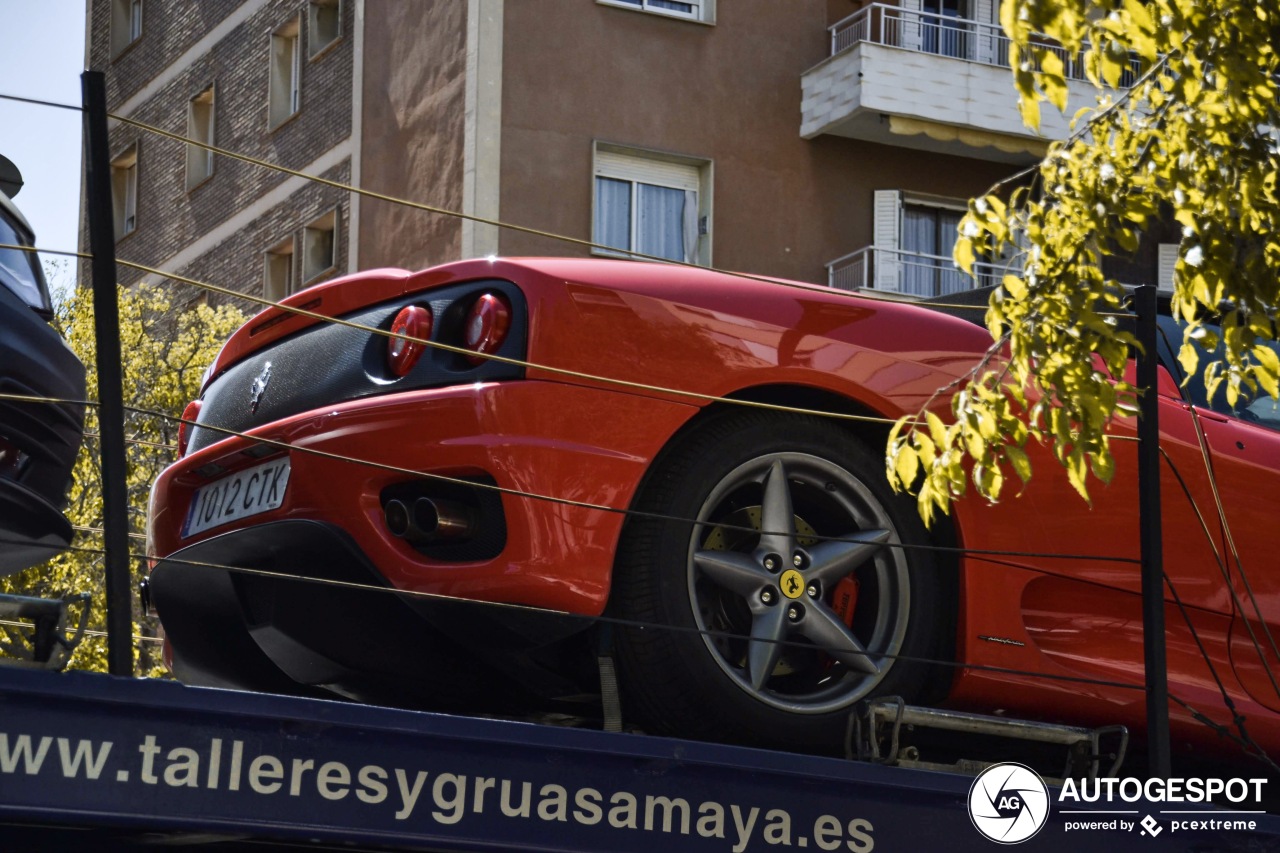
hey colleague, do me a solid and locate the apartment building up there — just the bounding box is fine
[86,0,1173,305]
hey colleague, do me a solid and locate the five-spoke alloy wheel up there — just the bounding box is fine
[613,412,950,751]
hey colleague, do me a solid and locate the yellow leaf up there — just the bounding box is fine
[1006,445,1032,482]
[1018,91,1042,130]
[1066,451,1091,503]
[894,444,920,489]
[917,482,936,528]
[1178,342,1200,378]
[1100,48,1124,89]
[1090,449,1116,484]
[978,409,999,441]
[1254,346,1280,397]
[954,237,976,275]
[965,428,985,462]
[1002,274,1027,300]
[915,433,937,466]
[925,410,949,447]
[1042,76,1069,113]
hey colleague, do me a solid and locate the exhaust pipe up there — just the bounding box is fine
[385,497,476,543]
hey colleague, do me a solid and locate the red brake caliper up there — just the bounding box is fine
[832,576,860,627]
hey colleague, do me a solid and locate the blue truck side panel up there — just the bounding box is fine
[0,667,1275,851]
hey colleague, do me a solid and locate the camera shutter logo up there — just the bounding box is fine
[968,762,1050,844]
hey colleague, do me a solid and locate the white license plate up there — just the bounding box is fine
[183,457,291,537]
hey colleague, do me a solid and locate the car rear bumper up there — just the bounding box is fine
[0,478,74,574]
[149,379,696,615]
[0,286,85,575]
[150,518,592,699]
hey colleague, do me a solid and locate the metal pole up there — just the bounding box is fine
[1135,283,1170,777]
[82,71,134,677]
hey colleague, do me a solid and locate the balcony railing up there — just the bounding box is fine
[828,3,1140,86]
[826,246,1014,298]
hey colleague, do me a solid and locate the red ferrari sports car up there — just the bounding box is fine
[146,257,1280,760]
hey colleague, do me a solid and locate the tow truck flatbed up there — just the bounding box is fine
[1,666,1276,851]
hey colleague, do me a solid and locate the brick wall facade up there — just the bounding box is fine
[87,0,353,304]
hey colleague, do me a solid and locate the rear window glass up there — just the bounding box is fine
[0,209,49,314]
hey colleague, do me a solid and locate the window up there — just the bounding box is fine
[593,147,707,265]
[186,87,215,190]
[873,190,995,297]
[308,0,342,57]
[598,0,712,23]
[111,0,143,56]
[0,209,51,315]
[901,203,966,296]
[900,0,1001,64]
[302,211,338,282]
[263,238,295,304]
[269,19,301,129]
[921,0,968,59]
[111,146,138,240]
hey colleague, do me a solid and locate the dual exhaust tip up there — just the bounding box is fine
[384,497,476,544]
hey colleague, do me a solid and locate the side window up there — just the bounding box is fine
[0,208,51,315]
[1158,315,1280,431]
[1240,394,1280,428]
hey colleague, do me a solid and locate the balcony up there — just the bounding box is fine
[826,245,1009,298]
[801,3,1133,164]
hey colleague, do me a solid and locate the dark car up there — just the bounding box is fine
[0,181,85,575]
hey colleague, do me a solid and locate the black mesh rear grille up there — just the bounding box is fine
[189,280,526,455]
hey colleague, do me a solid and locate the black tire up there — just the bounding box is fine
[611,410,950,752]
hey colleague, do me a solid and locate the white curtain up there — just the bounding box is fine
[902,207,935,296]
[682,189,699,264]
[937,208,965,294]
[637,183,687,262]
[902,206,966,296]
[594,177,632,253]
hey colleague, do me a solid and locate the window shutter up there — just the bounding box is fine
[974,0,997,63]
[899,0,923,52]
[1157,243,1179,293]
[596,151,700,191]
[874,190,903,292]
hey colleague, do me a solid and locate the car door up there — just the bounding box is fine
[1191,396,1280,712]
[1160,316,1280,712]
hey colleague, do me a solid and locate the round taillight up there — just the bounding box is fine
[463,293,511,365]
[177,400,202,457]
[387,306,433,377]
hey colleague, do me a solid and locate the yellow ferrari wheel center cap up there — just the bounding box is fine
[779,569,805,600]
